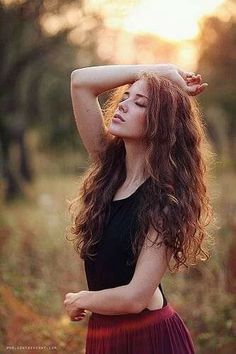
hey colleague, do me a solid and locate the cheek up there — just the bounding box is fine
[131,112,147,134]
[140,113,147,127]
[136,114,146,131]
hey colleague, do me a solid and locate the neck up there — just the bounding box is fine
[123,139,149,184]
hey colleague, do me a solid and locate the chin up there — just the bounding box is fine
[107,125,124,138]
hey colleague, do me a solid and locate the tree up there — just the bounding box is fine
[0,0,105,200]
[197,1,236,165]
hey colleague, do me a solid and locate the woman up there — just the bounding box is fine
[64,64,215,354]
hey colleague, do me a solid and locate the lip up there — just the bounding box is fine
[113,113,125,122]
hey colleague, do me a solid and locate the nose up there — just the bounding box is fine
[118,100,127,112]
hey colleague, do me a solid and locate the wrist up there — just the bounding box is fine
[159,64,177,77]
[77,290,90,309]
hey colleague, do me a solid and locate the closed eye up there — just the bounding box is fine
[118,98,146,107]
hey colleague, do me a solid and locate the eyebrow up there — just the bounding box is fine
[123,91,149,100]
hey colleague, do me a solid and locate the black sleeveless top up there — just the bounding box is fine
[84,178,168,309]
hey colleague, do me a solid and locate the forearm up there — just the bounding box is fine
[77,285,139,315]
[71,64,175,96]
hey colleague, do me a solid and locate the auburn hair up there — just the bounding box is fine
[66,71,217,272]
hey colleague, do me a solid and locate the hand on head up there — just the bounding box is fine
[178,69,208,96]
[167,66,208,96]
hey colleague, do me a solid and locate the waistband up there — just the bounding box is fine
[89,303,176,328]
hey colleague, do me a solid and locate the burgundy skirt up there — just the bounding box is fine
[85,303,196,354]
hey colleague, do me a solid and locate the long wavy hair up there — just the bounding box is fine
[66,71,218,272]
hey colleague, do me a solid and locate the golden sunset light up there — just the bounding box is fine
[91,0,225,42]
[85,0,226,69]
[120,0,225,42]
[1,0,235,352]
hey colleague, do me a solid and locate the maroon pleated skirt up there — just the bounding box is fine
[85,303,196,354]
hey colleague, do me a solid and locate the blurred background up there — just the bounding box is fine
[0,0,235,353]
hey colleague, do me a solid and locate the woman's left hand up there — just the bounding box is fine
[64,291,87,321]
[167,65,208,96]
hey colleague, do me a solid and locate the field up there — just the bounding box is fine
[0,134,235,353]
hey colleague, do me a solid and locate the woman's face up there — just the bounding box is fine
[108,79,149,140]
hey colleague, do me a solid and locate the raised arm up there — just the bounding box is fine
[71,64,174,161]
[70,64,206,161]
[71,64,177,96]
[71,64,207,96]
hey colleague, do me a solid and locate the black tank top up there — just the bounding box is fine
[84,178,168,309]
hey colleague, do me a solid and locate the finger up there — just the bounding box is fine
[186,74,201,81]
[71,315,84,321]
[197,83,208,94]
[72,310,86,318]
[186,75,202,85]
[197,74,202,84]
[192,74,202,83]
[77,310,86,315]
[185,72,195,78]
[71,315,81,321]
[198,83,208,90]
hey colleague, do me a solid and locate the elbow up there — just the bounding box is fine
[128,300,146,314]
[71,70,80,88]
[126,295,147,314]
[71,69,84,89]
[70,69,98,96]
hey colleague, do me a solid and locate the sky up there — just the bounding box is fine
[3,0,226,44]
[88,0,225,42]
[85,0,226,69]
[1,0,229,71]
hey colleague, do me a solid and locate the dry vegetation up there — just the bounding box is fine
[0,137,235,353]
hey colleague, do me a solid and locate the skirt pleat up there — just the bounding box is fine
[85,303,196,354]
